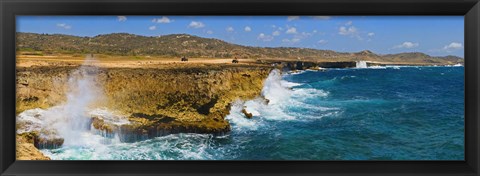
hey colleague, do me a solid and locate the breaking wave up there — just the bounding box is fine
[16,55,129,147]
[226,69,340,130]
[40,133,222,160]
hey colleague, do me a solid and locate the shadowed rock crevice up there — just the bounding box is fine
[197,97,218,115]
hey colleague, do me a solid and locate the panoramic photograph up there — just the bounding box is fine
[15,16,464,160]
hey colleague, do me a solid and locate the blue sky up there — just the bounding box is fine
[17,16,464,57]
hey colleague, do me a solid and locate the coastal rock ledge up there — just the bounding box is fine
[16,134,51,160]
[16,64,273,156]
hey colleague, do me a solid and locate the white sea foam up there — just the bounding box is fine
[261,69,293,105]
[368,65,387,69]
[356,61,368,68]
[16,108,46,134]
[280,80,303,88]
[225,69,338,130]
[291,88,329,99]
[42,133,220,160]
[225,100,262,130]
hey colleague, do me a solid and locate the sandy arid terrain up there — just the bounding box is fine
[16,54,261,68]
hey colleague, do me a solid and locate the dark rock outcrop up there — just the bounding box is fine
[242,108,253,119]
[18,131,65,149]
[91,113,230,143]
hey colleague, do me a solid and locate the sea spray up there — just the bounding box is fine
[225,69,334,129]
[16,55,122,147]
[225,100,263,131]
[261,69,293,105]
[55,55,104,146]
[356,61,368,68]
[225,69,296,130]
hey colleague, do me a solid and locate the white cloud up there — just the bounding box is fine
[282,32,311,44]
[282,38,300,43]
[339,26,357,36]
[56,23,71,29]
[312,16,331,20]
[244,26,251,32]
[368,32,375,37]
[226,26,234,32]
[338,22,365,40]
[287,16,300,21]
[286,27,297,34]
[443,42,463,50]
[117,16,127,22]
[149,26,156,30]
[272,31,281,36]
[301,32,312,37]
[152,16,173,23]
[206,30,213,34]
[393,42,419,49]
[318,40,328,44]
[188,21,205,28]
[313,30,318,33]
[257,33,274,42]
[429,42,463,53]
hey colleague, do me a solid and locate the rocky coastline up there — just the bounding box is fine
[16,63,273,159]
[15,58,457,159]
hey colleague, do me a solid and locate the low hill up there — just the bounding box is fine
[16,32,463,64]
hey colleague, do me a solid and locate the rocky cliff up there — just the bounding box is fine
[16,134,51,160]
[16,63,273,159]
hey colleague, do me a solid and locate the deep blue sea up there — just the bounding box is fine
[42,66,465,160]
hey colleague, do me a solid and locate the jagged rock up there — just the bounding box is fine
[16,130,64,150]
[25,131,64,149]
[17,65,271,144]
[16,134,50,160]
[90,113,231,143]
[91,116,117,138]
[34,135,64,149]
[260,95,270,105]
[242,108,253,119]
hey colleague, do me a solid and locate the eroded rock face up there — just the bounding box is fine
[16,131,65,150]
[16,108,65,149]
[91,113,230,143]
[33,134,64,149]
[16,134,51,160]
[17,64,272,146]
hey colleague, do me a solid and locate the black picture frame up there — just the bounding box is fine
[1,0,479,175]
